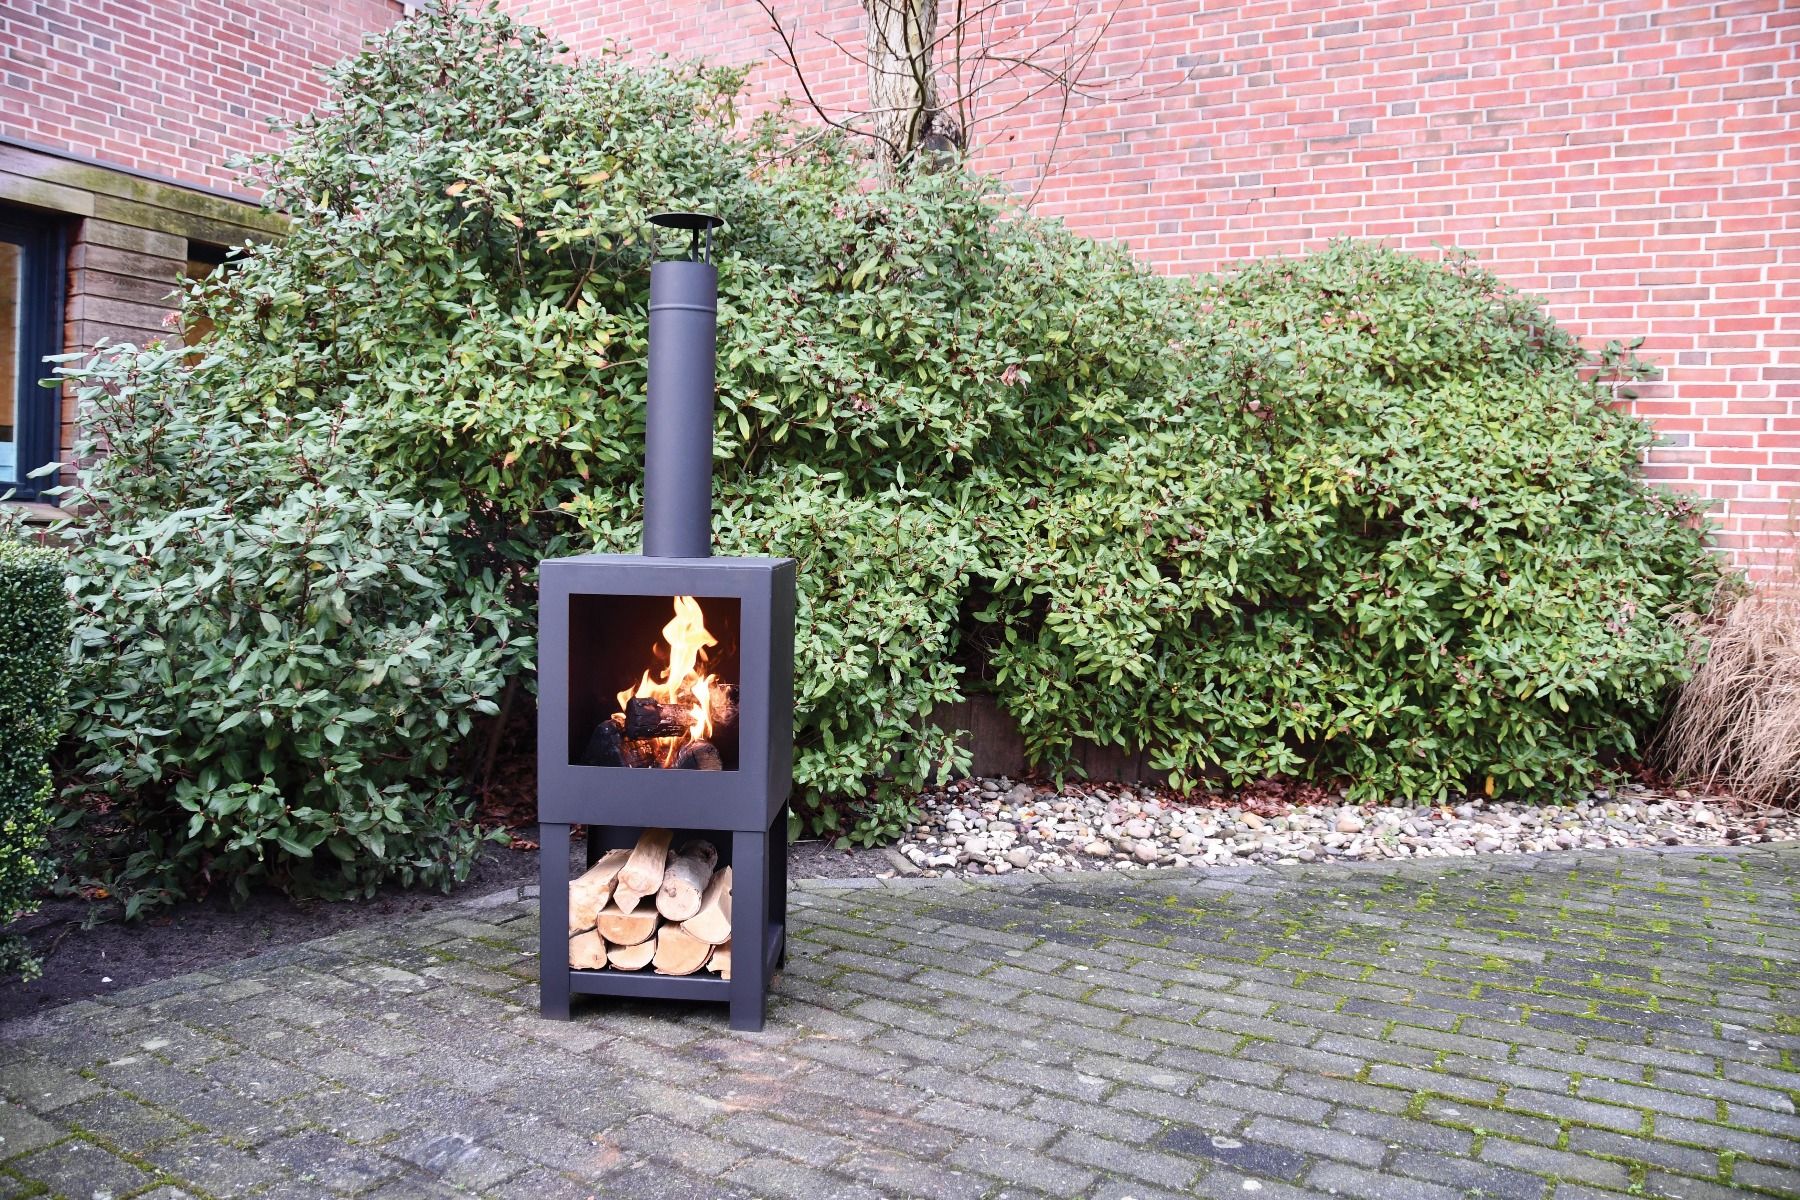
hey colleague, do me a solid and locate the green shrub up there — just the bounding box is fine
[0,537,68,978]
[48,342,512,913]
[74,5,1718,859]
[977,244,1723,798]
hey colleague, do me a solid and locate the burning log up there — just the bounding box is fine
[706,941,731,979]
[672,741,722,771]
[580,717,660,769]
[606,939,656,971]
[568,847,631,933]
[681,865,732,945]
[623,697,691,739]
[652,924,713,975]
[613,827,673,912]
[710,684,739,731]
[621,734,660,769]
[580,718,624,767]
[655,841,717,922]
[596,901,659,947]
[622,686,738,742]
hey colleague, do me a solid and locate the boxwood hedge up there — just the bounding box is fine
[0,538,68,974]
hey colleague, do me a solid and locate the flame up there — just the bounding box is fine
[617,595,722,765]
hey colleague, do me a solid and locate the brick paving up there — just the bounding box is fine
[2,846,1796,1199]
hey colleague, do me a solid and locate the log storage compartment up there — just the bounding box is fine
[556,825,780,1000]
[537,212,795,1031]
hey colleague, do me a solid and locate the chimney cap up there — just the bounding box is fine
[648,211,724,265]
[648,211,725,233]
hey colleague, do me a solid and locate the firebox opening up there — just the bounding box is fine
[567,593,742,772]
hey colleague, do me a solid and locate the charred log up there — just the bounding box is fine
[622,689,739,740]
[620,735,660,769]
[673,740,723,771]
[580,717,625,767]
[710,684,739,731]
[624,697,691,739]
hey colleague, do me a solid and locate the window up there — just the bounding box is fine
[0,208,66,502]
[182,240,231,348]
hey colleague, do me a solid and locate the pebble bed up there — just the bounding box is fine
[882,777,1800,878]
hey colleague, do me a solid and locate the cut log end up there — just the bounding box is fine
[681,865,732,945]
[569,929,608,970]
[652,924,712,975]
[568,846,632,934]
[607,938,656,971]
[618,827,674,896]
[656,845,716,923]
[595,901,659,947]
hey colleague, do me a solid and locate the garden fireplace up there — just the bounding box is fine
[537,213,794,1031]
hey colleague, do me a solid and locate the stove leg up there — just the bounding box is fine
[729,825,768,1031]
[771,805,789,969]
[539,821,572,1021]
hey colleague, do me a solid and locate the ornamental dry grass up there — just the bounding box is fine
[1656,551,1800,807]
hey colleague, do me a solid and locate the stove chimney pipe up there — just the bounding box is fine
[642,211,724,559]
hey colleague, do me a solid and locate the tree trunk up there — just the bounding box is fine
[865,0,937,172]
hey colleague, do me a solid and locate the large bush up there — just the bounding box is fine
[0,537,67,976]
[74,5,1718,862]
[50,343,511,911]
[977,246,1722,797]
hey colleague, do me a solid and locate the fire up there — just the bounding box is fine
[617,595,722,766]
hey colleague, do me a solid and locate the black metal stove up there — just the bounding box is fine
[537,213,794,1031]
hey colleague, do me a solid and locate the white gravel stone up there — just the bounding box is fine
[885,778,1800,879]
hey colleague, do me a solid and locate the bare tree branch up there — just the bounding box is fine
[752,0,1175,191]
[753,0,898,161]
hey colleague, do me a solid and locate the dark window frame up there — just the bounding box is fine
[1,208,68,503]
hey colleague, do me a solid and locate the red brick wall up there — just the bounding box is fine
[0,0,403,199]
[6,0,1794,565]
[509,0,1800,571]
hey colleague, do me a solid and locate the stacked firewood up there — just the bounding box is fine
[567,828,732,977]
